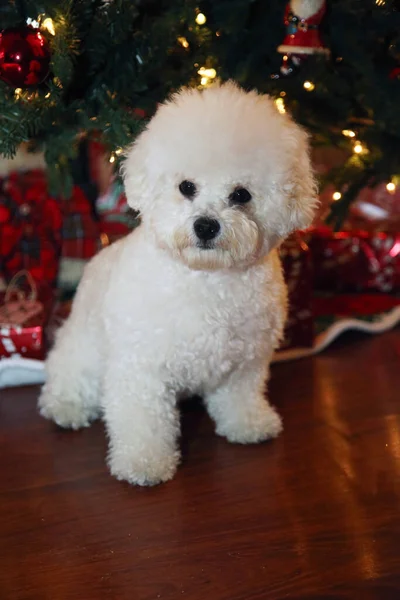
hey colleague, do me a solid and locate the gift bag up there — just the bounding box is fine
[0,271,53,388]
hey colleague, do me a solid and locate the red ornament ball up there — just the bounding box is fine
[0,26,51,88]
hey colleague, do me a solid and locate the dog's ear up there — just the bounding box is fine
[281,120,318,236]
[121,133,149,214]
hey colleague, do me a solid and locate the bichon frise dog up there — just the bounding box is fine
[38,82,317,486]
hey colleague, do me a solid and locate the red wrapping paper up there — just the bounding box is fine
[0,284,53,360]
[308,227,400,293]
[279,234,314,350]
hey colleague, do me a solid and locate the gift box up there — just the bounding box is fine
[346,182,400,233]
[0,271,53,361]
[279,234,314,351]
[0,169,62,286]
[308,227,400,293]
[57,185,104,292]
[61,185,101,260]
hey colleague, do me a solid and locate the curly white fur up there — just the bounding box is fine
[38,82,317,486]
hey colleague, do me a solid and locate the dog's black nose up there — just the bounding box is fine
[193,217,221,241]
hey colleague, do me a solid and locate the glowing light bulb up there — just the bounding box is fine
[45,92,51,99]
[200,76,209,86]
[275,97,286,114]
[198,67,217,79]
[195,13,206,25]
[42,17,55,36]
[353,142,363,154]
[303,81,315,91]
[386,182,396,192]
[115,148,123,156]
[109,154,115,164]
[342,129,356,138]
[332,191,342,201]
[14,88,22,98]
[177,36,189,49]
[26,17,39,28]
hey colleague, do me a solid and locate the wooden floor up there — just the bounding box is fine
[1,331,400,600]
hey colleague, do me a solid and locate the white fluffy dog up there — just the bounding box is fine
[38,82,317,486]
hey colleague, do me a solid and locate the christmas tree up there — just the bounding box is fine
[0,0,211,195]
[204,0,400,229]
[1,0,400,228]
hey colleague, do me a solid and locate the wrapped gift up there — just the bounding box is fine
[308,227,400,293]
[61,185,101,260]
[346,182,400,233]
[58,185,103,292]
[0,271,53,361]
[0,169,62,286]
[89,139,140,241]
[279,233,314,351]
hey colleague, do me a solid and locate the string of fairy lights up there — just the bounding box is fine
[11,7,398,196]
[335,130,397,198]
[177,10,218,88]
[275,88,397,201]
[274,91,382,201]
[179,8,399,202]
[273,0,397,200]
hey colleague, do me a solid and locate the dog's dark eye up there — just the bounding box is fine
[179,180,197,199]
[229,187,252,205]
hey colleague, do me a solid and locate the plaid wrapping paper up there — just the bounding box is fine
[0,170,62,286]
[61,185,101,260]
[0,168,102,293]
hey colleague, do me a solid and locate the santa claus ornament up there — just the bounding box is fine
[277,0,329,76]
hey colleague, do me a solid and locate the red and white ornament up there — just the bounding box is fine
[278,0,329,56]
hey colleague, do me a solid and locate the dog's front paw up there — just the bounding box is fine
[108,447,180,487]
[38,388,99,430]
[217,403,283,445]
